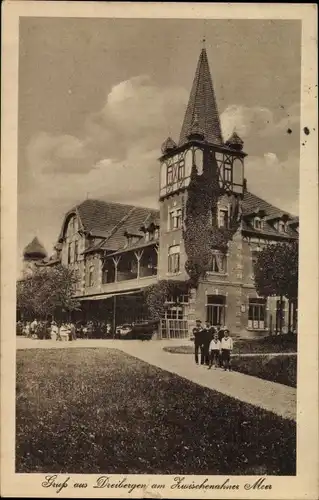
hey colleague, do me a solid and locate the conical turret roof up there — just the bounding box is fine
[23,237,47,260]
[179,47,223,147]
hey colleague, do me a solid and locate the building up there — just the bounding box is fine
[33,46,299,338]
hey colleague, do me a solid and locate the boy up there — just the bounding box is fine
[203,321,215,366]
[220,328,233,371]
[208,331,221,369]
[192,319,204,365]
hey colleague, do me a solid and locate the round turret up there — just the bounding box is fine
[225,130,244,151]
[161,137,177,155]
[23,237,47,261]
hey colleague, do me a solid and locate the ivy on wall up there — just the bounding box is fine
[183,150,242,286]
[143,280,191,320]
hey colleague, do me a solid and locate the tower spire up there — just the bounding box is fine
[179,46,223,147]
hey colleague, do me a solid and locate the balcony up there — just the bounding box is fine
[99,244,158,295]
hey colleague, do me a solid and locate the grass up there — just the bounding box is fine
[16,348,296,475]
[163,334,297,355]
[230,355,297,387]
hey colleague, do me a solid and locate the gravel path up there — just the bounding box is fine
[16,337,296,421]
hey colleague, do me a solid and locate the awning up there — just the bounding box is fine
[77,289,143,302]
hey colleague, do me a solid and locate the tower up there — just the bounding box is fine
[158,46,246,279]
[22,237,47,276]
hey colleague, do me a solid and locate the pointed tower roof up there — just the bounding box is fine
[23,237,47,260]
[179,47,223,147]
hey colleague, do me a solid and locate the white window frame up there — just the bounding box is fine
[218,207,229,229]
[168,245,180,274]
[88,265,94,287]
[169,208,182,231]
[208,250,227,274]
[248,298,266,329]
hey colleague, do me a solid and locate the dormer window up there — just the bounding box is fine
[278,220,287,233]
[154,228,159,240]
[254,217,263,230]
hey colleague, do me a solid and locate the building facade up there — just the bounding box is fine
[26,46,298,338]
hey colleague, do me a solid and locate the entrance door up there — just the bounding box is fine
[206,295,226,326]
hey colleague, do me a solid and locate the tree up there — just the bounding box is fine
[254,241,298,333]
[17,264,80,320]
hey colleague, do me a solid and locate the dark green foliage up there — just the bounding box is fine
[183,152,242,285]
[16,348,296,475]
[230,355,297,388]
[17,264,80,319]
[163,334,297,356]
[143,280,191,320]
[254,241,298,300]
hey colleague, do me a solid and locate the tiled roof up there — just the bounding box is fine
[23,237,47,258]
[242,191,294,219]
[179,48,223,147]
[100,206,159,251]
[75,200,159,254]
[76,199,137,237]
[241,191,298,239]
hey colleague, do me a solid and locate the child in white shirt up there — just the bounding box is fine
[220,329,233,371]
[208,332,221,369]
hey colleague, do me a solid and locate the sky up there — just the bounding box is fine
[18,18,301,264]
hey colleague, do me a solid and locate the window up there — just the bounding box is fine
[154,228,159,239]
[248,298,266,329]
[278,220,287,233]
[224,163,232,183]
[208,251,227,273]
[145,232,150,242]
[206,295,226,326]
[168,245,180,273]
[68,243,72,264]
[167,165,173,185]
[74,240,79,262]
[178,160,185,180]
[88,266,94,287]
[165,306,184,320]
[254,217,264,230]
[167,294,189,304]
[218,208,229,228]
[169,208,182,230]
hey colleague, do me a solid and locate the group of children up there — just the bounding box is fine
[192,319,234,371]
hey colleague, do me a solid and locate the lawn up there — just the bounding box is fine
[230,355,297,387]
[163,334,297,355]
[16,348,296,475]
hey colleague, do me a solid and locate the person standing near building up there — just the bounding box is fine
[69,322,77,341]
[192,319,204,365]
[203,321,215,366]
[217,325,225,367]
[220,328,233,371]
[208,331,221,369]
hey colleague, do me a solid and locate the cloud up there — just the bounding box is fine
[245,152,299,215]
[220,102,300,159]
[20,79,300,264]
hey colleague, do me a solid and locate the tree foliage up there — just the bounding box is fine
[254,241,298,300]
[183,151,242,286]
[17,264,80,319]
[143,280,191,320]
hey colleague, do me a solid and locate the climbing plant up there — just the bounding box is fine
[143,280,191,320]
[183,150,242,286]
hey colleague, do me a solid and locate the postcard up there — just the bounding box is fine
[1,2,318,498]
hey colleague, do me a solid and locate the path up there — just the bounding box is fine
[16,337,296,422]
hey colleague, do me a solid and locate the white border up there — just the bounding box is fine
[1,2,318,499]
